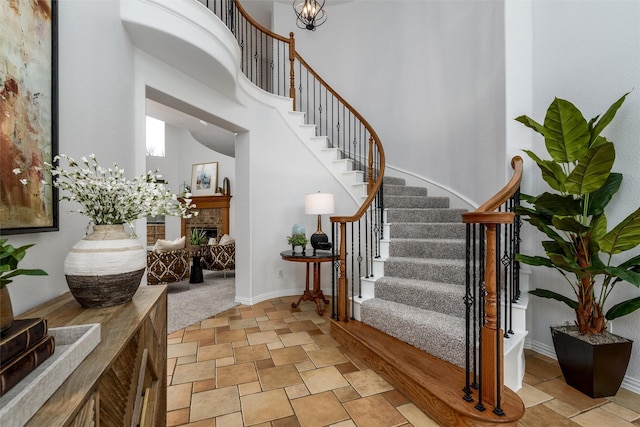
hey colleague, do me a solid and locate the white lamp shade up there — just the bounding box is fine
[305,193,334,215]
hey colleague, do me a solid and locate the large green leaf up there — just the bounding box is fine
[523,150,566,192]
[552,217,589,234]
[606,296,640,320]
[543,98,590,163]
[533,193,582,217]
[617,254,640,270]
[588,173,622,216]
[590,92,629,146]
[515,254,555,268]
[600,208,640,254]
[589,214,607,254]
[515,115,546,136]
[565,142,615,195]
[602,266,640,287]
[542,240,573,258]
[529,289,578,310]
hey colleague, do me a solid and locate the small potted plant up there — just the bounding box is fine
[287,234,308,254]
[0,239,48,332]
[190,228,209,247]
[515,92,640,397]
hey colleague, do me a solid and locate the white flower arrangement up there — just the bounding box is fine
[14,153,197,232]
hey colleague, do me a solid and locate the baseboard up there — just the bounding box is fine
[235,287,335,307]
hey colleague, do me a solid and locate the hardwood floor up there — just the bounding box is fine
[166,296,640,426]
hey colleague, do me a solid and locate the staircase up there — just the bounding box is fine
[360,176,471,368]
[331,175,527,426]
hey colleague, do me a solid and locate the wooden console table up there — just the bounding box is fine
[17,286,167,426]
[280,250,334,315]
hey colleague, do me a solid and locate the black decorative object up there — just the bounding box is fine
[551,326,633,398]
[293,0,327,31]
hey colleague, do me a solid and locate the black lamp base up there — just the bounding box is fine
[310,231,329,250]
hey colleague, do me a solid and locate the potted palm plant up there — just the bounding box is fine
[0,240,48,332]
[516,92,640,397]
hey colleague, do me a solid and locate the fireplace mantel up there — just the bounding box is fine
[181,196,231,246]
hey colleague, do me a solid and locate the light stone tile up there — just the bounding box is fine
[216,411,244,427]
[517,382,554,408]
[267,341,285,350]
[342,394,407,427]
[238,381,262,396]
[295,360,318,372]
[257,319,288,331]
[240,389,294,426]
[279,331,315,347]
[177,355,197,365]
[285,383,310,399]
[168,341,199,358]
[167,383,192,411]
[190,386,240,422]
[601,402,640,422]
[258,364,303,391]
[396,403,440,427]
[172,360,216,384]
[291,390,350,427]
[572,407,637,427]
[543,398,581,418]
[229,318,258,330]
[247,330,281,345]
[198,343,233,361]
[232,339,249,348]
[343,369,394,397]
[216,356,236,367]
[200,317,229,329]
[307,347,349,368]
[271,346,310,366]
[168,337,182,345]
[217,362,258,388]
[300,366,350,394]
[330,421,356,427]
[609,388,640,414]
[302,343,320,352]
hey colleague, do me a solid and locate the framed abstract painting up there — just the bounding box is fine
[190,162,218,197]
[0,0,58,234]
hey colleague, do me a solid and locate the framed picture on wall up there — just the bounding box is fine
[0,0,59,234]
[190,162,218,197]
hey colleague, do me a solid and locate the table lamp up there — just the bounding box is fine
[305,192,334,252]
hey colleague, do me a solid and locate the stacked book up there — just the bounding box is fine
[0,318,55,397]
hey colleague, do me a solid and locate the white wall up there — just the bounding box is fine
[507,0,640,389]
[7,0,138,314]
[273,0,507,205]
[147,124,237,240]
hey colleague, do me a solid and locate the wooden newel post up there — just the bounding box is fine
[481,224,504,408]
[337,222,349,321]
[289,32,296,111]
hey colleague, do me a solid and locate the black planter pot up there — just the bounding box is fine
[551,326,633,398]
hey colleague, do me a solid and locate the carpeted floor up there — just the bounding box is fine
[166,270,238,333]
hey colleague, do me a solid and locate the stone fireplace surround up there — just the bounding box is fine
[181,195,231,252]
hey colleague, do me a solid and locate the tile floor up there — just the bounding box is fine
[166,296,640,426]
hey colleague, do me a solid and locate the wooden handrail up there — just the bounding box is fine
[233,0,290,43]
[464,155,523,217]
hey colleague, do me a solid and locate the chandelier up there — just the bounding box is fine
[293,0,327,31]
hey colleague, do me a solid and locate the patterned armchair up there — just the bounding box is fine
[201,235,235,272]
[147,249,190,285]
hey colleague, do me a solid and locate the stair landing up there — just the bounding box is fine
[331,319,525,426]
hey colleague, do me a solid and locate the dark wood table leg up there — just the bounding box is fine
[292,262,312,309]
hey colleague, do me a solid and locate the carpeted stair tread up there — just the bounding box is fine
[360,298,466,368]
[386,208,467,223]
[383,185,429,197]
[383,256,466,285]
[385,195,450,209]
[389,238,465,260]
[383,176,406,186]
[374,276,465,317]
[390,223,466,239]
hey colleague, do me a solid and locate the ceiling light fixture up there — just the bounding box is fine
[293,0,327,31]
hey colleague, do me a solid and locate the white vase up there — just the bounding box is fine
[64,224,146,308]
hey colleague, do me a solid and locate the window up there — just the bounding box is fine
[146,116,165,157]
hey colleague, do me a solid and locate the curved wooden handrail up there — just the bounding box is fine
[233,0,290,43]
[294,53,386,223]
[462,155,523,222]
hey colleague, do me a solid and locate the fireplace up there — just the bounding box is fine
[181,195,231,252]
